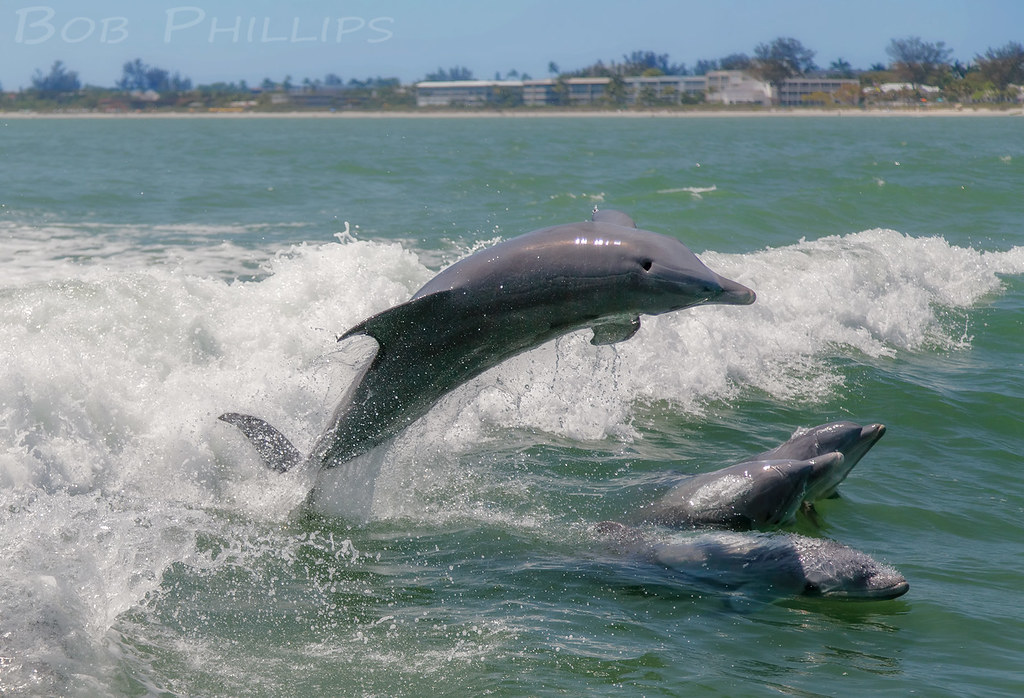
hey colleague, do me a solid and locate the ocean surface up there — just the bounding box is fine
[1,114,1022,696]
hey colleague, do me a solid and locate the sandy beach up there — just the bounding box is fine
[2,107,1022,119]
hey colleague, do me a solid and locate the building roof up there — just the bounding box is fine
[415,80,524,89]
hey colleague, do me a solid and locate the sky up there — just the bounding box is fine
[3,0,1023,89]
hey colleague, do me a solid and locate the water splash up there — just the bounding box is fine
[1,225,1021,689]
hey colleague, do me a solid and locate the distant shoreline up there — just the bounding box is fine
[2,107,1023,119]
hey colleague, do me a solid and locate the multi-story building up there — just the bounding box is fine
[625,75,707,104]
[415,80,524,107]
[522,79,560,106]
[415,72,861,108]
[704,70,772,105]
[778,77,861,105]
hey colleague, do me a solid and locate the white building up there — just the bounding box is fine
[778,78,861,105]
[417,75,710,107]
[624,75,707,104]
[704,70,772,105]
[565,77,611,104]
[415,80,523,107]
[522,79,559,106]
[416,72,856,108]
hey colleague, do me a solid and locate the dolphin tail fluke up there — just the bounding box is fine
[218,412,304,473]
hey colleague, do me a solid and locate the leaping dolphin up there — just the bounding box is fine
[220,210,756,471]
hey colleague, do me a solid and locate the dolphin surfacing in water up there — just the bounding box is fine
[652,531,909,600]
[638,454,844,530]
[596,522,909,601]
[634,421,887,531]
[220,210,756,471]
[595,420,905,601]
[753,421,886,501]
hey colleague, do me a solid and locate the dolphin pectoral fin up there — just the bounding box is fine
[800,501,825,528]
[591,316,641,345]
[591,209,637,228]
[218,412,304,473]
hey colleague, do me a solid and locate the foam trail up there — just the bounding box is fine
[0,234,429,689]
[657,185,718,198]
[1,227,1022,687]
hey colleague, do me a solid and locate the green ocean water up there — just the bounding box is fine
[1,115,1023,696]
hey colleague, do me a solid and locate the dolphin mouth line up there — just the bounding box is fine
[722,283,757,306]
[707,267,756,303]
[739,289,756,304]
[817,581,910,600]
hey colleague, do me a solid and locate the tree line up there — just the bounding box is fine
[7,58,412,111]
[543,37,1024,100]
[393,37,1024,105]
[4,35,1024,111]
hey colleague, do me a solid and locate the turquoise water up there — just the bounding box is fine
[1,115,1023,696]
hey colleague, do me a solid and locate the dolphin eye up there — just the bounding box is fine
[640,259,653,272]
[803,582,822,596]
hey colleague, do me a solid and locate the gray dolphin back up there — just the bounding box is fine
[220,209,757,472]
[642,458,820,530]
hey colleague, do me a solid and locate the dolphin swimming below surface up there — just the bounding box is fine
[596,522,909,600]
[220,209,756,471]
[653,531,909,600]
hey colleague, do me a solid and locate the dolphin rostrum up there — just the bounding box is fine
[220,210,756,471]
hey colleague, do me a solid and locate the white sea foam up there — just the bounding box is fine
[1,226,1022,687]
[4,227,1019,501]
[0,220,317,285]
[657,185,718,198]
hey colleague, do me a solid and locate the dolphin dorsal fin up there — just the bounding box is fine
[591,209,637,228]
[338,291,454,354]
